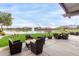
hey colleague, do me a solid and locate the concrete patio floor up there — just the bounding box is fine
[0,35,79,56]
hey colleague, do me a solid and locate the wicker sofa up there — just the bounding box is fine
[30,37,45,55]
[9,40,22,55]
[70,32,79,35]
[53,33,68,40]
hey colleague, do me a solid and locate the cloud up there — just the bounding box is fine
[1,3,79,28]
[11,18,36,28]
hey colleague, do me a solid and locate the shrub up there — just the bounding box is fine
[0,32,5,35]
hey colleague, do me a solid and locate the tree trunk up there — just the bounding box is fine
[1,25,3,31]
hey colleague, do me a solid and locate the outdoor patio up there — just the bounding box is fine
[0,35,79,56]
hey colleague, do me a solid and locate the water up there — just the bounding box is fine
[0,30,45,39]
[4,30,45,35]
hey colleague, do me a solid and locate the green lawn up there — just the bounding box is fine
[0,33,54,48]
[0,29,78,48]
[0,34,26,47]
[31,33,53,39]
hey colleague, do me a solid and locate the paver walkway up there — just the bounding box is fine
[0,35,79,56]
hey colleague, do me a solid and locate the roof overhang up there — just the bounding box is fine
[60,3,79,18]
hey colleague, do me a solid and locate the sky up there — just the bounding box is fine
[0,3,79,28]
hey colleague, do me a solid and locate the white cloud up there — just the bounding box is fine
[12,18,37,27]
[42,9,65,18]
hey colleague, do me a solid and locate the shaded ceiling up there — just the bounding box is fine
[60,3,79,18]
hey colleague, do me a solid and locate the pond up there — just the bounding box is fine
[4,30,45,35]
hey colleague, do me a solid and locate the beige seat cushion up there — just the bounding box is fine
[25,39,36,44]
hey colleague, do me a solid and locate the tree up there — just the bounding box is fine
[0,12,13,31]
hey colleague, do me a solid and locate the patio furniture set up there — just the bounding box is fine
[70,32,79,35]
[53,33,69,40]
[8,35,45,55]
[8,33,68,55]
